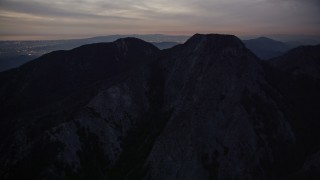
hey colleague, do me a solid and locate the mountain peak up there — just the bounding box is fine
[114,37,159,51]
[114,37,148,44]
[256,36,273,41]
[184,33,245,51]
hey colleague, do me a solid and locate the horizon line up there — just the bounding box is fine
[1,33,320,41]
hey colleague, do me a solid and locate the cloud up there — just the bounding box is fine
[0,0,140,20]
[0,0,319,39]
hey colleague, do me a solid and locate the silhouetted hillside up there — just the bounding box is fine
[243,37,292,59]
[0,35,187,72]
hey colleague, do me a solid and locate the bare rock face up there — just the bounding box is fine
[0,34,320,179]
[145,34,297,180]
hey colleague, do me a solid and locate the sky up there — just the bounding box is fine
[0,0,319,40]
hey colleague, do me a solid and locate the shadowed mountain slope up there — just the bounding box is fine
[270,44,320,79]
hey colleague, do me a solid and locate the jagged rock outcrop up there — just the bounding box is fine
[145,34,298,179]
[0,34,319,179]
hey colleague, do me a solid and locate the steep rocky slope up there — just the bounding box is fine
[0,34,319,179]
[145,34,300,179]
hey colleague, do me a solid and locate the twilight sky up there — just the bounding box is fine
[0,0,319,40]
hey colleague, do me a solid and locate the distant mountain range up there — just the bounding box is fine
[0,34,186,72]
[242,37,293,59]
[1,34,319,179]
[1,34,319,72]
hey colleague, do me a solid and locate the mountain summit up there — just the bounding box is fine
[0,34,319,179]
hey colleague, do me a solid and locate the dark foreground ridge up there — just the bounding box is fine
[0,34,320,179]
